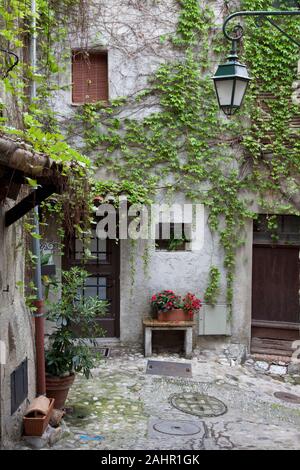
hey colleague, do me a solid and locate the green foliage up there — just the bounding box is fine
[75,1,253,303]
[3,0,300,308]
[21,114,90,166]
[172,0,213,46]
[266,214,280,241]
[92,180,154,206]
[45,267,108,378]
[77,0,299,305]
[241,0,300,217]
[0,0,93,244]
[204,267,221,306]
[16,280,38,312]
[167,235,188,252]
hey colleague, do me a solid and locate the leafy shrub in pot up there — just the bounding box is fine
[45,267,108,408]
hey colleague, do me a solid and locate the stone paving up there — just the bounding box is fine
[19,348,300,450]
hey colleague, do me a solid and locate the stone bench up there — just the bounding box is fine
[143,319,194,359]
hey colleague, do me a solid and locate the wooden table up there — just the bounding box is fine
[143,319,195,358]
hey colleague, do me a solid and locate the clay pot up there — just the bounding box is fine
[157,309,192,322]
[46,373,75,409]
[23,397,55,437]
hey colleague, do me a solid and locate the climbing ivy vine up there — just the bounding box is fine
[0,0,95,243]
[241,0,300,214]
[73,0,299,307]
[0,0,299,308]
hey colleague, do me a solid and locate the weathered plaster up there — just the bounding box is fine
[119,209,252,349]
[0,204,35,448]
[50,1,255,351]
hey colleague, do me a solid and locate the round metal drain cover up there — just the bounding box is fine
[170,393,227,418]
[274,392,300,404]
[153,420,201,436]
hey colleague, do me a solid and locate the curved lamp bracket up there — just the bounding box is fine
[0,47,19,79]
[223,10,300,47]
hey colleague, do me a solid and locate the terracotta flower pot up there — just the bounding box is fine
[46,373,75,409]
[157,309,192,322]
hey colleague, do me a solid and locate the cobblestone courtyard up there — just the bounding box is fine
[20,348,300,450]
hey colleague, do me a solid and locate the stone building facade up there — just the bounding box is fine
[45,1,300,356]
[0,2,299,448]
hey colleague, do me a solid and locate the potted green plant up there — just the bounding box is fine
[45,267,108,408]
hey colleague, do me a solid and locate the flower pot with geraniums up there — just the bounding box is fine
[182,293,202,321]
[45,267,108,409]
[151,290,202,322]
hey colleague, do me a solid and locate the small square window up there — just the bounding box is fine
[75,228,107,263]
[82,276,107,300]
[155,223,191,251]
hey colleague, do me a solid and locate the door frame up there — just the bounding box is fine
[251,243,300,342]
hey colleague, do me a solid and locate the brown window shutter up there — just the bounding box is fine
[72,51,108,104]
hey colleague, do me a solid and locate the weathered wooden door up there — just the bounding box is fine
[252,215,300,354]
[252,245,300,324]
[252,245,300,354]
[63,228,120,338]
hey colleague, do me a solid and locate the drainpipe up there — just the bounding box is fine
[30,0,46,396]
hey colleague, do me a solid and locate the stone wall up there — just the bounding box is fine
[0,203,36,448]
[119,210,253,350]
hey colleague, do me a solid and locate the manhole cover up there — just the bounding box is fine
[274,392,300,404]
[153,420,201,436]
[170,392,227,418]
[146,360,192,378]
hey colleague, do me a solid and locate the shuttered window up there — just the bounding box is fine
[11,358,28,415]
[72,51,108,104]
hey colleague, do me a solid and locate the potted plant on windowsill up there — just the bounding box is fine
[45,267,108,409]
[150,290,201,322]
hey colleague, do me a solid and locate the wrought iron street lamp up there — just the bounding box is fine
[213,37,251,116]
[213,8,300,116]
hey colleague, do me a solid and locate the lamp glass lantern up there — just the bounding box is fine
[213,51,251,116]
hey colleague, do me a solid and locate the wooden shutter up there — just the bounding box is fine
[72,51,108,104]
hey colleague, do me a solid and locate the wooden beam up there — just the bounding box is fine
[5,184,57,227]
[0,167,26,201]
[0,137,53,176]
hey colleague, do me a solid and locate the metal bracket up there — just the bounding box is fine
[223,10,300,47]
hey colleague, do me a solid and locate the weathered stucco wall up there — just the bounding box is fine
[53,0,181,114]
[119,210,252,349]
[0,204,35,448]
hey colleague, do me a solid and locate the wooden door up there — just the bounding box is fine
[252,245,300,324]
[63,228,120,338]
